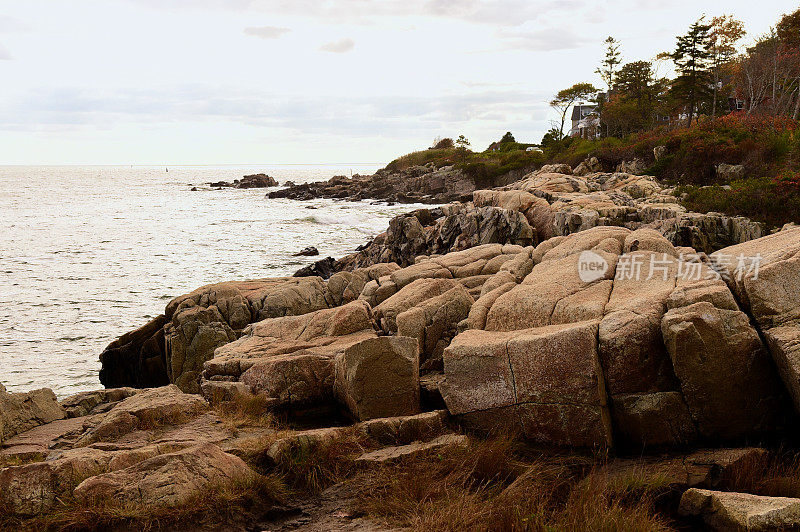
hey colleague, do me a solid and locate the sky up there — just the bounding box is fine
[0,0,797,165]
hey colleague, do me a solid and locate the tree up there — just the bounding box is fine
[603,61,669,135]
[596,36,622,89]
[540,127,570,150]
[549,82,599,139]
[735,28,800,117]
[455,135,471,150]
[709,15,745,118]
[670,18,714,127]
[777,6,800,49]
[499,131,516,144]
[430,137,454,149]
[777,7,800,119]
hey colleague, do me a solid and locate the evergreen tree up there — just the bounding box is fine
[596,36,622,90]
[670,18,714,127]
[499,131,516,143]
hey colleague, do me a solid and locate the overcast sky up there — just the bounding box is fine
[0,0,796,165]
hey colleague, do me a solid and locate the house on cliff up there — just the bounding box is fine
[569,103,600,138]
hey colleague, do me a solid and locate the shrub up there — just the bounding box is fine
[383,148,460,172]
[431,137,455,149]
[678,175,800,228]
[549,113,800,186]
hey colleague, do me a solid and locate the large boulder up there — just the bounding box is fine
[441,320,612,447]
[374,278,460,333]
[662,302,786,440]
[484,227,628,331]
[74,385,208,446]
[203,301,377,409]
[165,277,332,393]
[100,277,334,393]
[0,386,65,443]
[473,189,554,241]
[334,336,420,421]
[99,315,168,388]
[73,443,253,510]
[711,227,800,414]
[395,285,474,369]
[598,251,680,396]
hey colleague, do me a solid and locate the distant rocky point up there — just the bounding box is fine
[209,173,278,189]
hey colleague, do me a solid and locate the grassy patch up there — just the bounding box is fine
[384,148,461,172]
[214,392,280,432]
[351,435,676,531]
[0,453,46,469]
[721,449,800,498]
[383,146,545,189]
[273,426,371,494]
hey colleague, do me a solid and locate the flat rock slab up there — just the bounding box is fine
[1,416,88,460]
[679,488,800,531]
[354,434,468,464]
[359,410,449,445]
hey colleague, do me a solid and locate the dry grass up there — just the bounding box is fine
[273,426,372,494]
[214,393,279,432]
[3,472,289,532]
[722,449,800,498]
[352,435,677,531]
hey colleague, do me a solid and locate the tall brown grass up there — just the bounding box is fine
[273,426,372,494]
[722,449,800,498]
[352,435,677,531]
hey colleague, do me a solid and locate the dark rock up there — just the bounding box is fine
[293,246,320,257]
[208,174,278,189]
[267,163,527,205]
[293,257,338,279]
[99,315,169,389]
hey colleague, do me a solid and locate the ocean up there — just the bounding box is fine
[0,165,426,397]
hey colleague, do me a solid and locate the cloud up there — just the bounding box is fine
[0,85,551,138]
[0,43,11,60]
[319,38,355,53]
[125,0,588,27]
[0,15,29,33]
[243,26,290,39]
[498,27,593,51]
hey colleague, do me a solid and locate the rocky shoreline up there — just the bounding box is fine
[3,162,800,530]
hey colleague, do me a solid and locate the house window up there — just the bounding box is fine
[736,99,744,110]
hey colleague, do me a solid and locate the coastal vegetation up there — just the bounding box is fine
[381,6,800,228]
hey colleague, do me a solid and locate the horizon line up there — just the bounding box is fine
[0,162,384,167]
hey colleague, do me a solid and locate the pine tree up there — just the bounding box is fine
[596,36,622,90]
[671,18,714,127]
